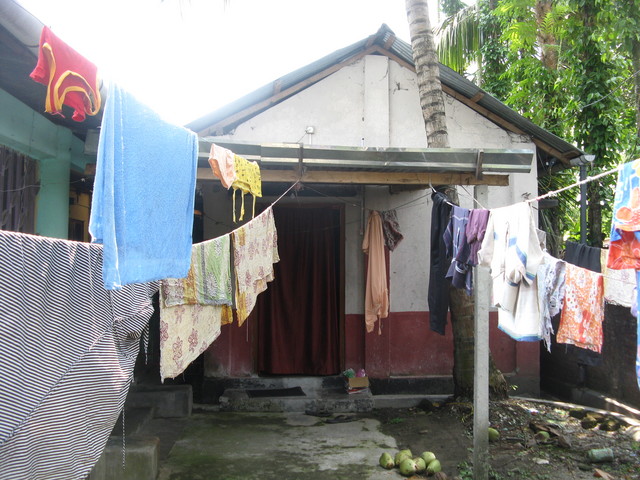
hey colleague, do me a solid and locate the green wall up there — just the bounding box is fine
[0,89,94,239]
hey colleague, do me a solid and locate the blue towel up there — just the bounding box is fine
[90,84,197,289]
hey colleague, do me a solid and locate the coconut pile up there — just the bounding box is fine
[378,428,499,478]
[379,449,443,477]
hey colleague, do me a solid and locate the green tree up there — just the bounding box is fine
[439,0,639,247]
[406,0,508,399]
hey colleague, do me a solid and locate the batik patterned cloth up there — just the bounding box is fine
[231,155,262,222]
[556,263,604,353]
[380,209,404,251]
[636,271,640,389]
[159,302,232,381]
[600,248,635,308]
[608,160,640,388]
[232,207,279,325]
[536,253,566,352]
[608,160,640,270]
[161,235,233,307]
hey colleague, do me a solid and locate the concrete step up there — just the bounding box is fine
[111,406,155,437]
[126,384,192,418]
[88,436,159,480]
[220,387,374,413]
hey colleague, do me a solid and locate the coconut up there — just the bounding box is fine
[421,451,437,465]
[426,459,442,475]
[534,431,551,443]
[399,458,418,476]
[414,457,427,472]
[379,452,394,469]
[395,449,412,466]
[488,427,500,442]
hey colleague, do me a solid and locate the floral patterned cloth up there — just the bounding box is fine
[231,155,262,222]
[159,302,232,381]
[556,263,604,353]
[232,207,279,326]
[161,235,232,307]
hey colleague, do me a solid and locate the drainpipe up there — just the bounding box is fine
[569,154,595,244]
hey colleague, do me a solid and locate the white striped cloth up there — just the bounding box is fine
[0,230,157,480]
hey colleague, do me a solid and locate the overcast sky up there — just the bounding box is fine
[17,0,444,126]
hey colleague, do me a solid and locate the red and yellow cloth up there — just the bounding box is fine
[30,26,101,122]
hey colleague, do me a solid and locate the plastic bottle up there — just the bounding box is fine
[587,448,614,463]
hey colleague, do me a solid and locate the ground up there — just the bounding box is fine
[154,398,640,480]
[374,398,640,479]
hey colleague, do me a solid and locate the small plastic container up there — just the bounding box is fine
[587,448,614,463]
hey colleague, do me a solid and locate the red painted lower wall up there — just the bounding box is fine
[205,310,539,384]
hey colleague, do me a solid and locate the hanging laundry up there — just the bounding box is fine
[565,240,601,272]
[362,210,389,334]
[556,263,604,353]
[159,235,234,380]
[608,160,640,270]
[600,248,635,308]
[29,26,101,122]
[536,253,566,352]
[380,209,404,251]
[89,84,198,289]
[231,154,262,222]
[159,302,232,381]
[477,202,544,341]
[444,206,472,294]
[428,192,453,335]
[232,207,279,326]
[608,159,640,388]
[465,208,490,267]
[208,143,237,189]
[0,230,157,480]
[161,235,233,307]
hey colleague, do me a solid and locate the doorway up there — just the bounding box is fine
[255,204,343,375]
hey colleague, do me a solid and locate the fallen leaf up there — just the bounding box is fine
[593,467,615,479]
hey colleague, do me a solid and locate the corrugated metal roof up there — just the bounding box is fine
[187,24,584,168]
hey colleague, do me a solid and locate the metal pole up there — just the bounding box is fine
[473,185,489,480]
[580,164,587,243]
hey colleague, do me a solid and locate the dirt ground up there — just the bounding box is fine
[372,398,640,479]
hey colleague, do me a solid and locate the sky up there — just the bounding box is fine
[16,0,444,126]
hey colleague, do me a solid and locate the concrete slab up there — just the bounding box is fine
[220,387,374,413]
[157,412,400,479]
[127,385,192,418]
[100,435,159,480]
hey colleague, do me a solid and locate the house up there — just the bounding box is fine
[185,24,585,401]
[0,0,97,241]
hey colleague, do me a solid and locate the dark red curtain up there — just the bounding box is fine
[256,205,340,375]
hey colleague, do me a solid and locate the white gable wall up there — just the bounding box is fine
[207,54,538,315]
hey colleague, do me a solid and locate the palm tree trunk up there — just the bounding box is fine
[406,0,508,400]
[406,0,450,149]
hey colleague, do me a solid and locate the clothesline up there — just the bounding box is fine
[526,163,626,203]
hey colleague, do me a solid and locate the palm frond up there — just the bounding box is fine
[436,3,481,74]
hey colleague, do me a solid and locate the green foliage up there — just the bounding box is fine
[437,0,640,245]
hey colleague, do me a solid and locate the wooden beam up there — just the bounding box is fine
[197,167,509,186]
[198,45,382,137]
